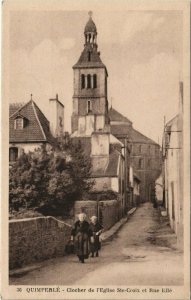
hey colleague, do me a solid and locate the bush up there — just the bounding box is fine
[9,139,94,216]
[84,190,118,201]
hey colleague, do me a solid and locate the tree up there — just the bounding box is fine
[9,139,94,216]
[9,145,51,212]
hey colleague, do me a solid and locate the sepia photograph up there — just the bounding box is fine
[1,0,190,299]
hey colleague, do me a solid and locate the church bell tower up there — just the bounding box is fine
[72,12,109,136]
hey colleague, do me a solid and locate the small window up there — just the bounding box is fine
[139,145,142,153]
[14,117,23,129]
[93,74,97,88]
[81,74,85,89]
[87,100,92,113]
[87,74,91,89]
[148,145,151,154]
[88,51,91,62]
[9,147,18,162]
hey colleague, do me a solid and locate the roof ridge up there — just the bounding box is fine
[9,101,30,118]
[109,107,132,124]
[132,128,158,145]
[32,100,50,125]
[165,114,178,127]
[31,101,46,141]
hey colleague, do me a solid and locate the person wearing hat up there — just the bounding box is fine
[71,213,93,263]
[89,216,103,257]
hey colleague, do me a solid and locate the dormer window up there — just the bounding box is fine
[14,116,27,129]
[14,117,24,129]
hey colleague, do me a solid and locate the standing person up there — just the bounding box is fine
[89,216,103,257]
[71,213,93,263]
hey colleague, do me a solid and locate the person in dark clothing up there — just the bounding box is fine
[89,216,103,257]
[71,213,93,263]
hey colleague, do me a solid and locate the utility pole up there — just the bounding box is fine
[121,135,129,216]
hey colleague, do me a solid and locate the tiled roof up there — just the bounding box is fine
[109,108,158,145]
[9,100,56,145]
[109,107,132,124]
[73,44,106,70]
[130,128,158,145]
[110,124,131,137]
[9,103,25,117]
[133,171,141,182]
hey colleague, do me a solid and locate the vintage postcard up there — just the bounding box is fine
[1,0,190,299]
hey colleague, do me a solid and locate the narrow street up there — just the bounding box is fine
[10,203,183,286]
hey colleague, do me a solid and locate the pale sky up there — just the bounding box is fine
[9,9,183,144]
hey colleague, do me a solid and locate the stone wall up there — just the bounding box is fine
[73,200,97,222]
[99,200,119,230]
[9,216,71,270]
[73,200,119,231]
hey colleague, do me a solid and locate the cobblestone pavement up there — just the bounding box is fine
[10,202,183,286]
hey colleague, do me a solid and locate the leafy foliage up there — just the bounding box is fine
[84,190,118,201]
[9,139,94,216]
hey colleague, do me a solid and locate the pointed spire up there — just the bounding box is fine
[30,94,33,101]
[84,11,97,35]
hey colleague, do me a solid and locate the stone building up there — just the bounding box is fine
[9,95,64,163]
[71,13,130,213]
[71,12,109,135]
[109,107,162,202]
[162,82,183,248]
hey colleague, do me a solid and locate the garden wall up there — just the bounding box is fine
[9,216,71,270]
[73,199,120,231]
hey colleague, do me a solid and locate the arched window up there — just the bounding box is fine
[88,51,91,61]
[87,74,91,89]
[81,74,85,89]
[139,145,142,153]
[87,100,92,113]
[148,145,151,154]
[9,147,18,162]
[93,74,97,88]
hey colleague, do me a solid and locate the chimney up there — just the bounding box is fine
[49,94,64,138]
